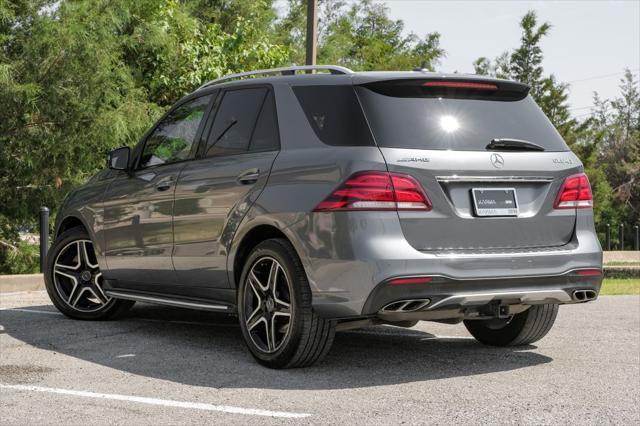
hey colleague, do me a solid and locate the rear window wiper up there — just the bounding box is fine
[486,138,545,151]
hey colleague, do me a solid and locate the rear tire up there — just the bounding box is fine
[463,304,559,346]
[44,226,134,320]
[237,238,336,368]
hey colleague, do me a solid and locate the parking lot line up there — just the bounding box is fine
[0,383,311,419]
[0,307,61,315]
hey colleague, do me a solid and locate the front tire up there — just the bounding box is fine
[44,226,134,320]
[237,238,336,368]
[463,304,559,346]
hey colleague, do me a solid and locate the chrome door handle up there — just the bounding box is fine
[237,169,260,184]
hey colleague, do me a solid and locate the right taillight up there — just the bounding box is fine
[554,173,593,209]
[313,171,432,212]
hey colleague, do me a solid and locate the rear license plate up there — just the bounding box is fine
[472,188,518,217]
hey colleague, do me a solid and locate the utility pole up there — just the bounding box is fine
[306,0,318,66]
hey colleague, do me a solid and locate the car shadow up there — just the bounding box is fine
[0,303,551,390]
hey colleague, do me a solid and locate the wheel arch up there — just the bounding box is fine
[56,215,87,237]
[229,223,300,289]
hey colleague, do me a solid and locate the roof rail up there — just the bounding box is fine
[197,65,354,90]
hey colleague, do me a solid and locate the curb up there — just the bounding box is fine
[0,274,44,293]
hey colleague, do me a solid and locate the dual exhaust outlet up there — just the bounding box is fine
[381,299,431,313]
[573,289,597,302]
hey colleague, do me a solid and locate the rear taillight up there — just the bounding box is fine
[314,171,432,212]
[554,173,593,209]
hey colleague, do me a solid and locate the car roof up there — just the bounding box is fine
[193,68,526,93]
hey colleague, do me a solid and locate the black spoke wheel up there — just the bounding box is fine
[237,238,336,369]
[44,226,134,320]
[52,239,110,312]
[243,257,293,353]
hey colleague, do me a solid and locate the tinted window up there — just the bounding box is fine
[205,88,267,157]
[293,85,374,146]
[139,95,211,168]
[249,91,280,152]
[356,86,568,152]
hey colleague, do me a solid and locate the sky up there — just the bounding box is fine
[381,0,640,117]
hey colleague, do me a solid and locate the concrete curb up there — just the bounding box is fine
[0,274,44,293]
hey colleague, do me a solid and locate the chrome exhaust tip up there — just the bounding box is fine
[573,289,597,302]
[381,299,431,313]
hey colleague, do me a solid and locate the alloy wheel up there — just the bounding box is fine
[52,239,111,312]
[242,256,293,353]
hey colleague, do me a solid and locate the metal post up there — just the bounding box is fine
[39,207,49,272]
[618,223,624,251]
[605,223,611,251]
[305,0,318,67]
[635,225,639,251]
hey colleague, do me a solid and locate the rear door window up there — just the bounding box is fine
[204,87,268,157]
[293,85,374,147]
[356,82,569,152]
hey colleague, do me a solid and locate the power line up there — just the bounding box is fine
[568,69,639,84]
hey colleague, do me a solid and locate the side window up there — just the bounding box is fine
[293,85,374,146]
[138,95,212,169]
[249,91,280,152]
[205,87,269,157]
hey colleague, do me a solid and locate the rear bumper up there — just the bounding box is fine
[288,210,602,319]
[363,270,602,321]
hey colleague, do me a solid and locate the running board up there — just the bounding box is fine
[105,290,232,312]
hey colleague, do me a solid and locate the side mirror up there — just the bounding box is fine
[107,147,130,171]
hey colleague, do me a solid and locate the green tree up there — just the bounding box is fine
[473,11,574,134]
[277,0,445,71]
[581,71,640,245]
[0,0,287,273]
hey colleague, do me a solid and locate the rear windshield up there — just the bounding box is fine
[356,85,569,152]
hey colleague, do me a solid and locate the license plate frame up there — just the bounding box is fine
[471,188,519,217]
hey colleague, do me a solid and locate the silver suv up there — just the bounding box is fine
[45,65,603,368]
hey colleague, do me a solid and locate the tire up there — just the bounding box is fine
[237,238,336,368]
[463,304,559,346]
[44,226,134,320]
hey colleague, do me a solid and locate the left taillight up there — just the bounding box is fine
[313,171,432,212]
[554,173,593,209]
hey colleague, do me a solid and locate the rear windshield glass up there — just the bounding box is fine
[293,85,375,146]
[356,86,569,152]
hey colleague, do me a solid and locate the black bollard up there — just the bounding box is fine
[39,207,49,273]
[605,224,611,251]
[618,223,624,251]
[635,225,639,251]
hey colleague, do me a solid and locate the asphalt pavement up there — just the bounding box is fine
[1,291,638,425]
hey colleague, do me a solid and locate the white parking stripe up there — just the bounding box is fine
[0,307,61,315]
[0,384,310,419]
[0,290,47,296]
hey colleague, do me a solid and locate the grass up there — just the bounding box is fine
[600,278,640,295]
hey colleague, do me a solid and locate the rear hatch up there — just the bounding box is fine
[356,77,580,252]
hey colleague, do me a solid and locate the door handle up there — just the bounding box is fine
[237,169,260,185]
[155,181,172,192]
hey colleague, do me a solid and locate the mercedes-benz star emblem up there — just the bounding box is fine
[490,153,505,169]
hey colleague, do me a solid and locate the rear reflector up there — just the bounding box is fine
[554,173,593,209]
[575,269,602,277]
[314,171,432,212]
[423,81,498,90]
[388,277,433,285]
